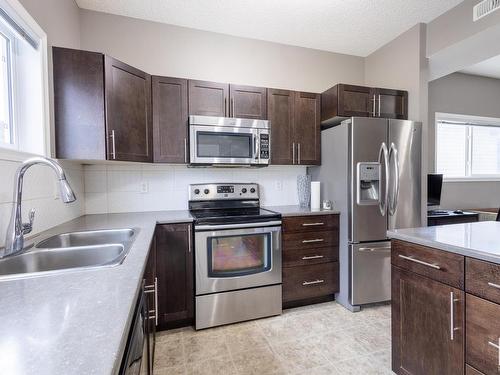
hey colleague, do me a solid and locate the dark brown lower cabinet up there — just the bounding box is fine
[155,223,194,330]
[392,266,465,375]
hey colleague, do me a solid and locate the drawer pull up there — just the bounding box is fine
[303,279,324,286]
[302,222,324,227]
[302,255,324,260]
[488,339,500,367]
[302,238,324,244]
[398,254,441,270]
[488,282,500,290]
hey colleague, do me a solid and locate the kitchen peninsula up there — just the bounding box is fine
[388,221,500,375]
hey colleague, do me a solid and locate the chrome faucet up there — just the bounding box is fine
[1,157,76,258]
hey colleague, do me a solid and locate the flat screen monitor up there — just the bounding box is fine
[427,174,443,207]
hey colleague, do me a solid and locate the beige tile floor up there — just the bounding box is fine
[154,301,392,374]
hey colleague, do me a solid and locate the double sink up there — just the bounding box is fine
[0,228,137,280]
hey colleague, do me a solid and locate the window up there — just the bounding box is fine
[0,0,47,157]
[436,113,500,179]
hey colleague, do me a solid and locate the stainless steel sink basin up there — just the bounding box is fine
[0,228,138,280]
[36,228,135,249]
[0,244,126,277]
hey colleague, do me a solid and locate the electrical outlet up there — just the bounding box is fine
[276,181,283,191]
[140,181,149,193]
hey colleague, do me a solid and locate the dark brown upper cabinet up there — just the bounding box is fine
[268,89,320,165]
[53,47,152,162]
[152,76,189,163]
[229,84,267,119]
[188,80,229,117]
[321,83,408,127]
[105,56,152,162]
[268,89,294,165]
[294,92,321,165]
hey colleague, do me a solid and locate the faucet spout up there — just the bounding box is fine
[1,157,77,258]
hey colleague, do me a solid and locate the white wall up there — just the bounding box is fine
[84,165,307,214]
[428,72,500,209]
[79,9,365,93]
[0,0,85,247]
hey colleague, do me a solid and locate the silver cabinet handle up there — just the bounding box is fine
[388,143,400,216]
[372,94,376,116]
[302,222,324,227]
[184,138,188,163]
[224,98,227,116]
[302,255,324,260]
[398,254,441,270]
[488,282,500,290]
[303,279,324,286]
[450,291,460,341]
[298,143,301,165]
[292,142,296,164]
[378,94,381,117]
[488,339,500,367]
[231,97,235,117]
[187,224,192,253]
[359,246,391,252]
[109,130,117,159]
[302,238,324,243]
[378,142,389,216]
[154,277,158,325]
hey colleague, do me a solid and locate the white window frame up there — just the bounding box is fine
[0,20,17,150]
[435,112,500,182]
[0,0,50,162]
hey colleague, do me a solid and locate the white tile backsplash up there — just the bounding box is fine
[0,159,85,247]
[83,164,306,214]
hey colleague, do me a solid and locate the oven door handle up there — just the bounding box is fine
[195,220,282,231]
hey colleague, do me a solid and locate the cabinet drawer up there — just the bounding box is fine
[282,214,338,233]
[466,258,500,304]
[283,262,338,302]
[283,230,337,250]
[466,294,500,375]
[283,246,338,268]
[391,240,464,289]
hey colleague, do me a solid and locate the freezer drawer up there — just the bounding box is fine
[351,241,391,305]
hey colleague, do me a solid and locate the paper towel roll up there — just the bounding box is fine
[311,181,321,210]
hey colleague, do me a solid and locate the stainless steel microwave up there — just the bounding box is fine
[189,115,270,166]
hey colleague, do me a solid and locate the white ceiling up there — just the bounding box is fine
[461,55,500,79]
[75,0,463,57]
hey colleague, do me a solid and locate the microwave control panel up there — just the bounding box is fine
[260,133,269,160]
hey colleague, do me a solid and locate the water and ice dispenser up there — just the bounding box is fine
[356,162,380,205]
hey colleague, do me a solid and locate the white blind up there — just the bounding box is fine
[436,118,500,178]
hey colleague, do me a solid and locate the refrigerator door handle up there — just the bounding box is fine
[378,142,389,216]
[388,142,400,216]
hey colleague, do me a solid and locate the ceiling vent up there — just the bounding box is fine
[474,0,500,21]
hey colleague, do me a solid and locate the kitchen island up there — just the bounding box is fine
[388,221,500,375]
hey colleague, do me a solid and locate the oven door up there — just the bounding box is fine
[195,222,282,295]
[190,124,261,165]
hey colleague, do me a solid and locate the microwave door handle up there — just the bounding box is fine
[253,134,258,160]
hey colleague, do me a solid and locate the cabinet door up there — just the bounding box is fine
[229,84,267,119]
[374,88,408,119]
[268,89,295,165]
[294,91,321,165]
[152,76,188,163]
[104,56,153,162]
[155,223,194,329]
[52,47,106,160]
[392,266,465,375]
[338,84,372,117]
[188,80,229,117]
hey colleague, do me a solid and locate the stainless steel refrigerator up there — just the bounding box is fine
[310,117,422,311]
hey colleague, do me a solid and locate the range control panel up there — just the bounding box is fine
[189,183,259,201]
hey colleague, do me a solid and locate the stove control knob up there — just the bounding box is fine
[250,188,256,193]
[194,189,200,195]
[241,188,247,193]
[204,189,210,195]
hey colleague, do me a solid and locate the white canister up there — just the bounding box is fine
[311,181,321,210]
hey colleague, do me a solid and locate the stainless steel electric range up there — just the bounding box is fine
[189,183,282,330]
